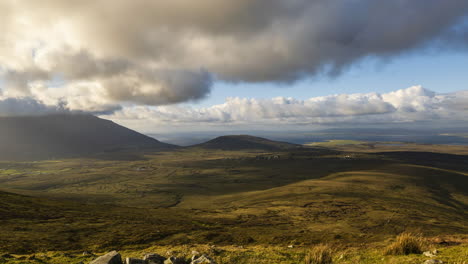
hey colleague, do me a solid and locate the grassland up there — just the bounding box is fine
[0,143,467,263]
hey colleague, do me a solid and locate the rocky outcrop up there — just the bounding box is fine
[89,251,217,264]
[90,251,122,264]
[190,254,217,264]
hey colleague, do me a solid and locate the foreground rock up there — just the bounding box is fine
[423,250,438,257]
[423,260,443,264]
[90,251,218,264]
[191,254,217,264]
[90,251,122,264]
[164,256,187,264]
[143,253,166,264]
[125,258,145,264]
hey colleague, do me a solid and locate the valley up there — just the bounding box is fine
[0,138,467,263]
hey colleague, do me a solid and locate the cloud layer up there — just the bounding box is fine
[0,97,67,117]
[105,86,468,132]
[0,0,467,113]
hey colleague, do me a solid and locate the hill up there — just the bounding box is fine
[0,114,176,161]
[192,135,301,151]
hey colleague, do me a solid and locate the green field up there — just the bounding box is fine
[0,144,467,263]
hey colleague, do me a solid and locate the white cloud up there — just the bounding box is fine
[103,86,468,132]
[0,85,465,132]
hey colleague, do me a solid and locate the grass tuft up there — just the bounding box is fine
[304,244,333,264]
[384,232,425,255]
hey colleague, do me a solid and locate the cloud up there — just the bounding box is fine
[1,85,465,131]
[0,0,467,112]
[0,97,67,117]
[104,86,468,132]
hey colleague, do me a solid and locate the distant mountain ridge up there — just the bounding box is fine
[192,135,302,151]
[0,114,175,161]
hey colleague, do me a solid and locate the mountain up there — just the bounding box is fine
[192,135,302,151]
[0,114,175,160]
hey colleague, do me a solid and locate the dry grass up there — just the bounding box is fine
[304,244,333,264]
[384,232,425,255]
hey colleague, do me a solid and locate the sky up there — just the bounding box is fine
[0,0,467,134]
[200,51,468,107]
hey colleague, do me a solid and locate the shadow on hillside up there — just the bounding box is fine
[378,151,468,170]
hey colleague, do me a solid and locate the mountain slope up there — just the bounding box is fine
[0,114,175,160]
[0,189,196,253]
[192,135,301,151]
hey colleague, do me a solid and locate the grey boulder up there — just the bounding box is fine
[423,251,437,257]
[125,258,145,264]
[423,260,443,264]
[164,256,187,264]
[143,253,166,264]
[89,251,122,264]
[191,255,217,264]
